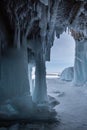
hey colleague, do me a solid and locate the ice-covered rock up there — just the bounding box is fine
[60,67,74,81]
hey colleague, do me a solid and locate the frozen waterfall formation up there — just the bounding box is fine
[0,0,87,120]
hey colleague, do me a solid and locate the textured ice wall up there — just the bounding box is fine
[73,39,87,85]
[0,0,87,120]
[0,47,30,103]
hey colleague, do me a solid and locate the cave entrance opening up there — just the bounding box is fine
[28,29,75,102]
[29,30,75,96]
[46,30,75,79]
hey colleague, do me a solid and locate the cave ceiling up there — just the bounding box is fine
[0,0,87,48]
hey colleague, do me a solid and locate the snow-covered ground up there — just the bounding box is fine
[1,78,87,130]
[47,78,87,130]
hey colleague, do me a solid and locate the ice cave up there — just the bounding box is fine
[0,0,87,130]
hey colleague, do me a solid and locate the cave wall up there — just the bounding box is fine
[0,0,87,104]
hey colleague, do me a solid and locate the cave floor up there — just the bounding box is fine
[1,78,87,130]
[47,78,87,130]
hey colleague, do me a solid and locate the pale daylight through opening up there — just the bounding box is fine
[46,30,75,74]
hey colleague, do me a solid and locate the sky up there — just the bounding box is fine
[46,31,75,73]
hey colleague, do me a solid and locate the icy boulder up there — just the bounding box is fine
[60,67,74,81]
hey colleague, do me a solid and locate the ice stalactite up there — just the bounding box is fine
[28,50,35,96]
[47,0,59,46]
[28,64,33,96]
[73,39,87,85]
[14,25,21,49]
[17,26,21,49]
[14,9,21,50]
[14,26,17,47]
[32,53,48,104]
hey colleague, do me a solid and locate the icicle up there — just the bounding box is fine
[28,65,33,95]
[17,26,21,49]
[33,3,36,11]
[47,0,50,22]
[64,26,66,32]
[68,27,70,35]
[14,26,17,47]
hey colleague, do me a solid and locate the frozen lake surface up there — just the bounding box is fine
[1,78,87,130]
[47,78,87,130]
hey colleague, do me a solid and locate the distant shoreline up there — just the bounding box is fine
[32,73,60,79]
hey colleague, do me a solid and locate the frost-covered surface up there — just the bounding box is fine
[47,78,87,130]
[1,78,87,130]
[60,67,74,81]
[0,94,57,121]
